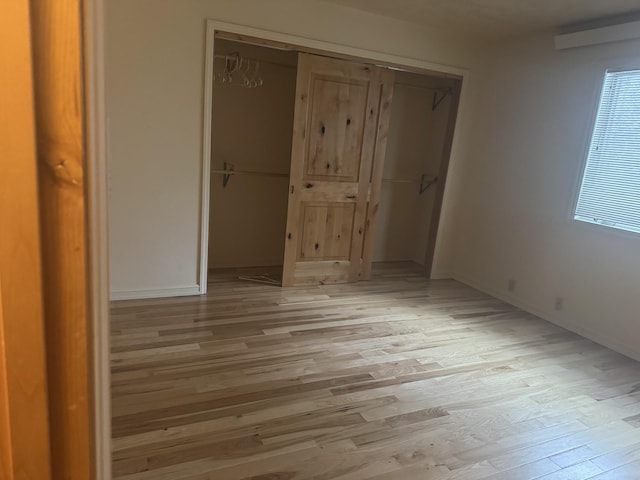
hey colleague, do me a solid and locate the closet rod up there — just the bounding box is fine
[394,82,452,91]
[213,165,289,188]
[214,53,251,61]
[213,53,295,69]
[382,178,421,184]
[211,169,289,178]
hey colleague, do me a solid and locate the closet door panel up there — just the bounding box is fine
[298,203,355,260]
[282,53,394,286]
[305,77,367,180]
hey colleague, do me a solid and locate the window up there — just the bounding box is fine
[574,69,640,235]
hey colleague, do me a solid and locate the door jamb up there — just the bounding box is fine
[200,19,469,293]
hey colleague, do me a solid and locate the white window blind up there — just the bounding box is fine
[574,69,640,235]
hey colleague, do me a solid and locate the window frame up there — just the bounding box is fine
[570,64,640,240]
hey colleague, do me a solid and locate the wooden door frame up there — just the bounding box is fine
[0,2,53,478]
[200,19,469,292]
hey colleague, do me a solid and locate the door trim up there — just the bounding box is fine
[84,0,112,477]
[201,19,470,292]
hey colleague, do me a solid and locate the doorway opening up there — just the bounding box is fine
[370,70,459,277]
[205,34,462,288]
[207,39,298,286]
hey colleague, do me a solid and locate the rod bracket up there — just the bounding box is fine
[419,174,438,194]
[432,88,452,111]
[222,162,235,188]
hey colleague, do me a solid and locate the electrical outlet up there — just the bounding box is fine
[554,296,564,311]
[507,278,516,293]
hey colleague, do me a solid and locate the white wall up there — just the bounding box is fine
[373,74,452,264]
[451,34,640,361]
[106,0,480,296]
[208,41,296,269]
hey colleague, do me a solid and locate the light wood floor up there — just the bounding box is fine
[111,263,640,479]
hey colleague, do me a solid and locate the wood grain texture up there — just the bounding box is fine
[361,68,395,280]
[282,54,393,286]
[111,263,640,480]
[306,76,367,180]
[0,1,53,478]
[299,203,355,260]
[29,0,93,478]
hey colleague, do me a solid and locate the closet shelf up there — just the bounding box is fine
[382,178,421,184]
[211,169,289,178]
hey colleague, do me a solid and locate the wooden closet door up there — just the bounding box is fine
[282,53,394,286]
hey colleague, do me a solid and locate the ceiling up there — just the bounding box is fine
[319,0,640,38]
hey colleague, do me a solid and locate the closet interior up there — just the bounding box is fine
[208,40,297,278]
[372,70,458,272]
[207,37,461,285]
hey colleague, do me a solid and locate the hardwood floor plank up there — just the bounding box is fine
[111,263,640,479]
[537,460,603,480]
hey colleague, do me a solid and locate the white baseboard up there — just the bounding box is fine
[110,285,201,301]
[453,272,640,363]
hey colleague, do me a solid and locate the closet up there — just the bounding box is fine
[208,36,461,286]
[371,70,458,273]
[208,40,297,274]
